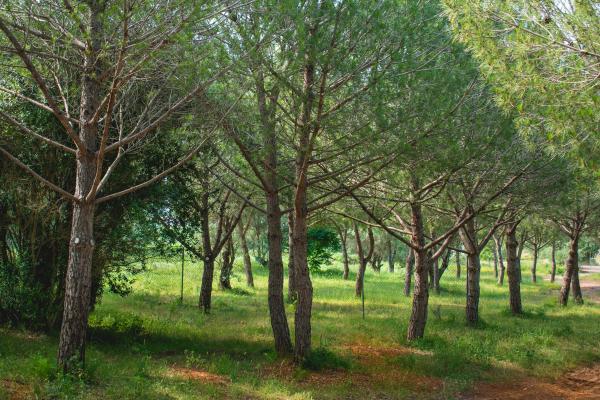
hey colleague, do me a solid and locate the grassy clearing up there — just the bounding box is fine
[1,254,599,399]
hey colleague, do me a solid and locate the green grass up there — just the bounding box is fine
[1,254,599,399]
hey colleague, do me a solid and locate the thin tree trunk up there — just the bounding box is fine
[492,242,499,279]
[432,256,440,294]
[506,223,522,314]
[58,5,102,371]
[404,248,414,296]
[287,211,297,301]
[237,222,254,288]
[550,242,557,283]
[531,245,538,283]
[455,250,461,278]
[341,229,350,280]
[460,219,481,325]
[495,235,505,285]
[354,224,367,297]
[266,189,293,355]
[387,238,395,273]
[559,236,579,306]
[407,198,429,341]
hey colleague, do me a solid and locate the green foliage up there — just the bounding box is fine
[307,227,340,272]
[301,347,350,371]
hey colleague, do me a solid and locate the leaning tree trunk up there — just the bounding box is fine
[531,245,538,283]
[58,7,102,371]
[505,224,522,314]
[571,264,583,304]
[237,223,254,288]
[404,248,414,296]
[287,212,297,302]
[550,242,557,283]
[407,201,429,341]
[265,189,293,355]
[292,181,313,363]
[560,236,579,306]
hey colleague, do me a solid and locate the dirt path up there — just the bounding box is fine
[547,265,600,303]
[459,364,600,400]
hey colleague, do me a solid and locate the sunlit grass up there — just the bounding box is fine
[1,253,599,399]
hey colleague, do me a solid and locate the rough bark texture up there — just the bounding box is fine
[559,236,579,306]
[237,222,254,288]
[287,212,297,302]
[407,199,429,341]
[505,223,523,314]
[219,237,234,290]
[459,219,481,325]
[550,242,557,283]
[266,189,293,355]
[404,248,414,296]
[57,3,102,371]
[571,265,583,304]
[199,258,215,312]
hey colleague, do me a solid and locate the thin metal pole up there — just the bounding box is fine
[180,247,184,303]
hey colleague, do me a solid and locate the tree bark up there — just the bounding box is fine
[57,3,102,371]
[455,250,461,279]
[219,237,234,290]
[354,224,374,297]
[287,212,297,301]
[407,199,429,341]
[340,228,350,280]
[559,236,579,306]
[237,222,254,288]
[404,248,414,296]
[432,256,440,294]
[495,235,505,285]
[505,223,522,314]
[266,189,293,355]
[199,257,215,312]
[492,241,499,279]
[459,219,481,325]
[387,238,395,273]
[531,245,538,283]
[571,264,583,304]
[550,241,557,283]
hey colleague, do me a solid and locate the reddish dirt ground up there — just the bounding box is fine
[459,364,600,400]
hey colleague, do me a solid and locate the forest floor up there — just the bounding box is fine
[1,256,600,399]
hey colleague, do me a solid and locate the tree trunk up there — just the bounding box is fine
[265,189,293,355]
[404,248,414,296]
[237,222,254,288]
[495,235,505,285]
[354,223,367,297]
[492,242,499,279]
[571,264,583,304]
[58,5,102,371]
[459,219,480,325]
[531,245,538,283]
[505,223,522,314]
[387,238,395,273]
[407,200,429,341]
[455,250,461,278]
[550,242,557,283]
[219,237,234,290]
[559,236,579,306]
[287,212,297,301]
[199,257,215,312]
[341,229,350,280]
[292,184,313,363]
[432,256,440,294]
